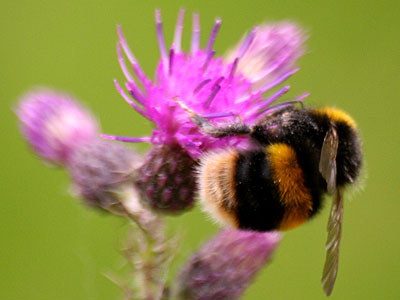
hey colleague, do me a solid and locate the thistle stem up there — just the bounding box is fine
[118,185,170,300]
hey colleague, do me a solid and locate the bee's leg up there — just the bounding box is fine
[174,98,251,138]
[191,114,251,137]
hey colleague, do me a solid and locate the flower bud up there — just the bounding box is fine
[16,89,98,165]
[68,139,141,212]
[175,229,281,300]
[135,143,197,213]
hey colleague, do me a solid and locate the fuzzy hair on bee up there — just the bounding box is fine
[175,99,363,296]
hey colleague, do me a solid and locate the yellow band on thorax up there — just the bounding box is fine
[313,107,357,129]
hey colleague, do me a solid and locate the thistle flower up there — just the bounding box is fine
[174,229,282,300]
[104,9,306,213]
[16,89,98,166]
[106,10,306,156]
[68,139,142,212]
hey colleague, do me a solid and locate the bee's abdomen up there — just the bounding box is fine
[199,144,320,232]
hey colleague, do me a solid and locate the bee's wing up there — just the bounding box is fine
[321,188,344,296]
[319,125,343,296]
[319,125,338,194]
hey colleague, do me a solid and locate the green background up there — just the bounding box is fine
[1,0,399,299]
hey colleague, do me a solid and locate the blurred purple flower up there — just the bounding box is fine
[174,229,281,300]
[16,89,99,166]
[225,22,306,89]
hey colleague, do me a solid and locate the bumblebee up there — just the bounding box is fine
[177,100,363,296]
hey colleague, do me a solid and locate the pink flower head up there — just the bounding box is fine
[104,9,307,158]
[16,89,99,165]
[175,229,281,300]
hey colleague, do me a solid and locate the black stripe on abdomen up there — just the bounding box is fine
[234,150,284,231]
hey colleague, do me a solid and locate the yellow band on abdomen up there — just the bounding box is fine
[267,143,313,231]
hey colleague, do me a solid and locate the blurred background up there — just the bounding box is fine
[1,0,399,299]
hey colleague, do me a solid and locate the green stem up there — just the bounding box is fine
[118,186,169,300]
